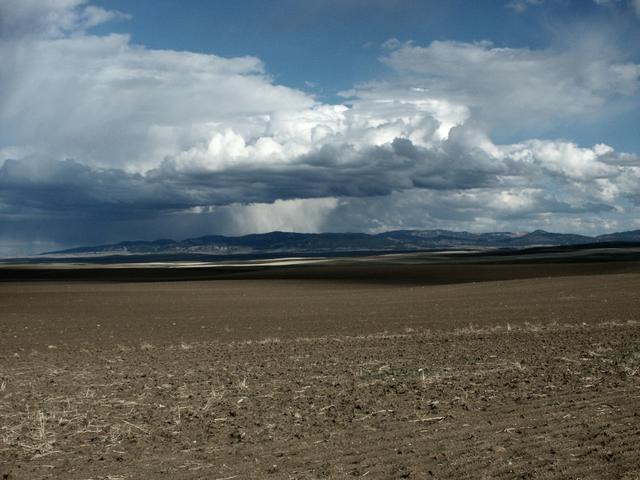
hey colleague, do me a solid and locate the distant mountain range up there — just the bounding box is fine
[43,229,640,257]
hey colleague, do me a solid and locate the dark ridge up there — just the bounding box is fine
[32,228,640,261]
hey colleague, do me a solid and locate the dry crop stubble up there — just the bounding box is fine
[2,258,640,478]
[1,320,639,479]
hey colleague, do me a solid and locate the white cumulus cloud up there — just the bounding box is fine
[380,39,640,129]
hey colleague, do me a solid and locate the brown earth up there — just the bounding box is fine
[1,258,640,479]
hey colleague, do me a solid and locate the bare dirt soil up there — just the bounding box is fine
[1,259,640,479]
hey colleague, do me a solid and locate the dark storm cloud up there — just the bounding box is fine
[3,129,634,256]
[0,136,503,220]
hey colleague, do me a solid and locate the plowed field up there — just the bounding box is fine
[1,258,639,479]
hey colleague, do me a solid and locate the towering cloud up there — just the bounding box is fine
[0,0,639,255]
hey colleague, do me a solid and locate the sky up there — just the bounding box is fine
[0,0,639,256]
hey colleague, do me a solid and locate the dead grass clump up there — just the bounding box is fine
[202,387,226,412]
[2,404,63,457]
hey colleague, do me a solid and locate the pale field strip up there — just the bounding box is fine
[1,258,332,269]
